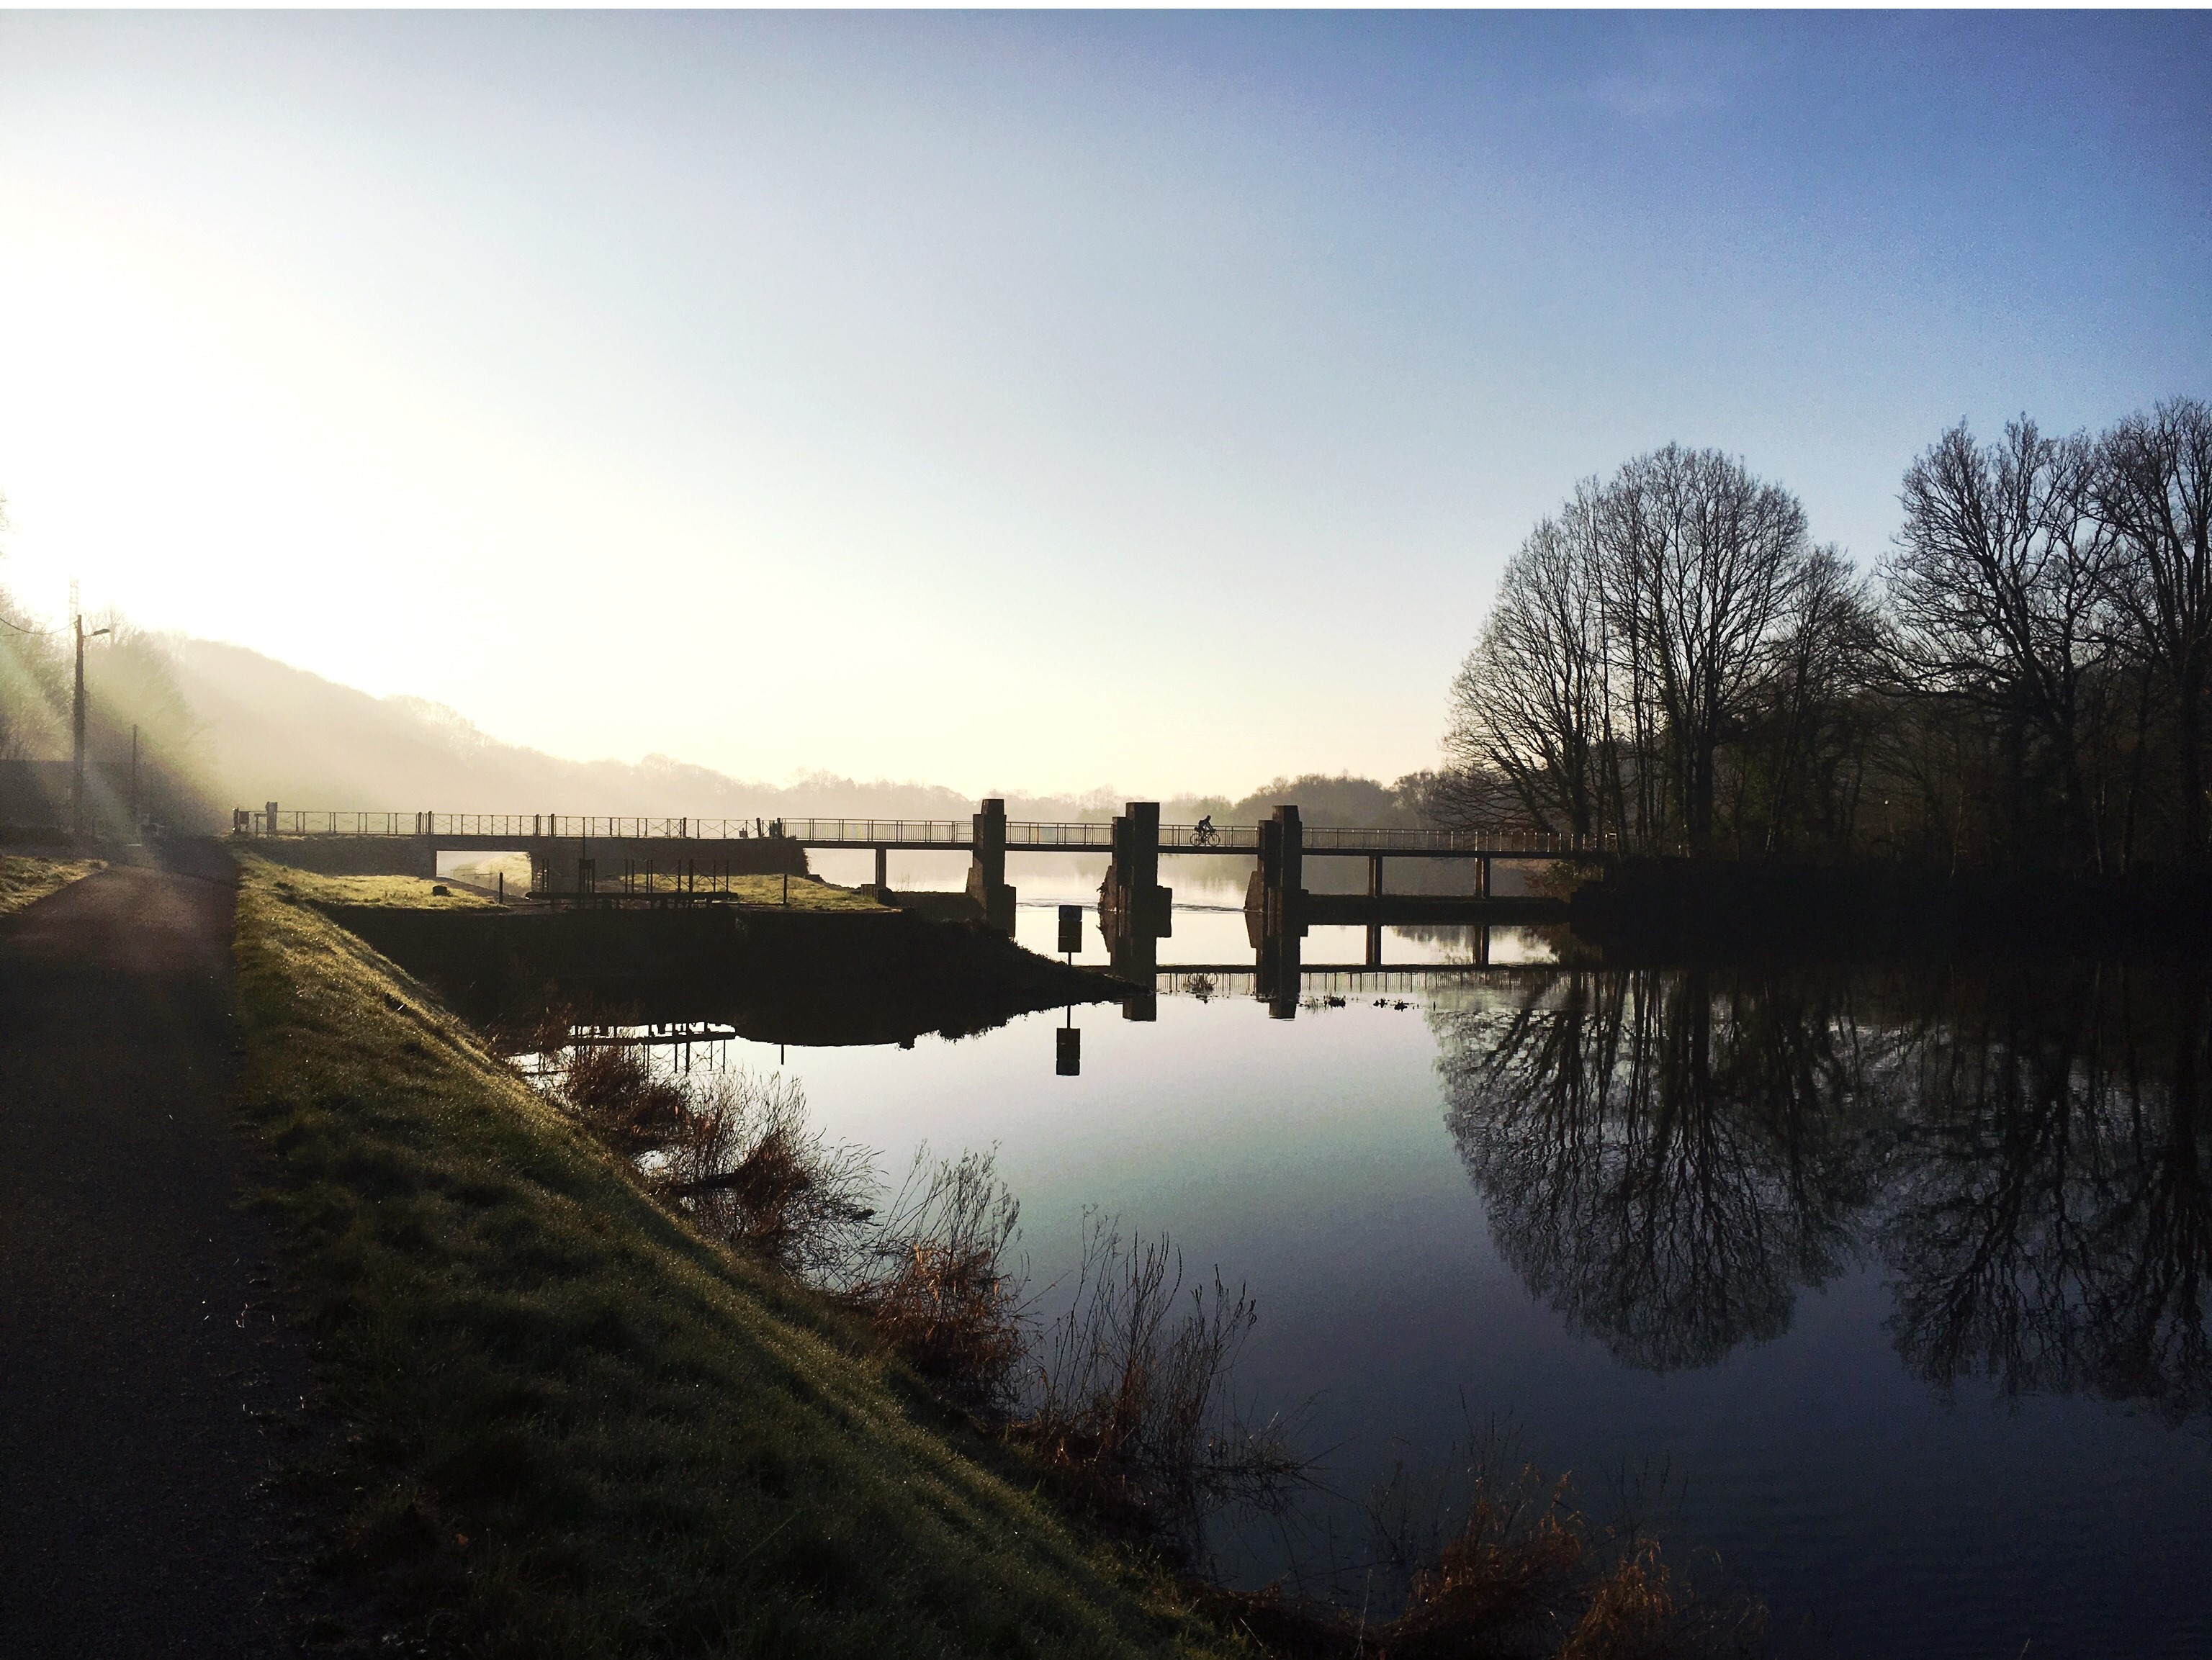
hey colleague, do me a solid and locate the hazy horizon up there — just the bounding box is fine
[3,12,2206,795]
[159,631,1435,818]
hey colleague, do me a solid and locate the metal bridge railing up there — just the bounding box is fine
[779,818,974,846]
[233,810,1595,855]
[1159,964,1557,997]
[1298,825,1577,854]
[1157,823,1262,851]
[235,812,796,840]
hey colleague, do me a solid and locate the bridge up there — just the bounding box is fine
[232,805,1575,861]
[232,798,1587,995]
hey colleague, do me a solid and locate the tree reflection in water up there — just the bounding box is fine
[1881,965,2212,1420]
[1434,964,2212,1415]
[1434,968,1894,1371]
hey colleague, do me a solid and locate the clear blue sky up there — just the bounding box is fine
[1,11,2204,796]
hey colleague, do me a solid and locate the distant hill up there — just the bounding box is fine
[168,639,992,819]
[166,639,1443,848]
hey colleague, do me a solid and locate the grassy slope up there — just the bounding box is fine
[274,870,503,909]
[0,853,104,918]
[235,860,1236,1659]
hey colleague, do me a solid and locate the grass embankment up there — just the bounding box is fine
[274,871,500,909]
[348,863,885,914]
[0,852,104,917]
[616,871,887,912]
[233,860,1237,1659]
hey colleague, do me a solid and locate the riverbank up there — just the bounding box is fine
[1565,857,2212,957]
[233,859,1237,1657]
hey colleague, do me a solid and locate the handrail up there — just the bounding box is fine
[229,810,1598,854]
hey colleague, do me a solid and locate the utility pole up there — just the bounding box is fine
[69,591,112,841]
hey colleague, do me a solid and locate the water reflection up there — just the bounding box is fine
[1435,969,1887,1371]
[1435,964,2212,1415]
[1881,966,2212,1422]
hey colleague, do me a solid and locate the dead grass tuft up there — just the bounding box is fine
[1385,1463,1586,1657]
[844,1149,1028,1412]
[557,1040,693,1153]
[1018,1214,1308,1551]
[662,1070,878,1280]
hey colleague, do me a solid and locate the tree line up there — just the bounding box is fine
[1441,397,2212,871]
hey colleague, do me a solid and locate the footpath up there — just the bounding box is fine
[0,843,307,1656]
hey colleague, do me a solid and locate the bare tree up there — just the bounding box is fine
[1449,449,1820,856]
[1752,544,1887,854]
[1442,405,2211,873]
[1446,492,1610,842]
[1599,445,1816,853]
[1884,418,2113,865]
[2095,397,2212,864]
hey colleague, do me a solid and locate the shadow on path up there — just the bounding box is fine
[0,841,309,1656]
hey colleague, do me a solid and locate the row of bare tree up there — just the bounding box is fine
[1442,397,2212,870]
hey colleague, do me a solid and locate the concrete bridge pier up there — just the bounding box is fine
[1246,805,1305,1019]
[1100,801,1172,1016]
[1364,853,1385,966]
[874,846,889,892]
[965,798,1017,935]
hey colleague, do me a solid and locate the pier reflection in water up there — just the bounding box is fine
[579,895,2210,1660]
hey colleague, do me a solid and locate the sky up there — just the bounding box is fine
[0,12,2206,800]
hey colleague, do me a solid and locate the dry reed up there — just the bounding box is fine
[842,1148,1028,1412]
[658,1071,878,1278]
[557,1042,693,1154]
[1017,1213,1307,1549]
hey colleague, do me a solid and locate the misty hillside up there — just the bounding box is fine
[168,637,1440,832]
[170,639,988,819]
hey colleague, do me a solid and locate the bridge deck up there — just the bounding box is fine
[237,812,1584,860]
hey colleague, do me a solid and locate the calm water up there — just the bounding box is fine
[639,872,2212,1658]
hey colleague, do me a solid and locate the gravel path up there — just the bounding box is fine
[0,843,309,1656]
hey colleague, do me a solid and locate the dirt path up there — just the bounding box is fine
[0,844,308,1656]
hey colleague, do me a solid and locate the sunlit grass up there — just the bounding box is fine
[232,859,1238,1659]
[0,853,104,917]
[612,870,886,911]
[244,860,499,909]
